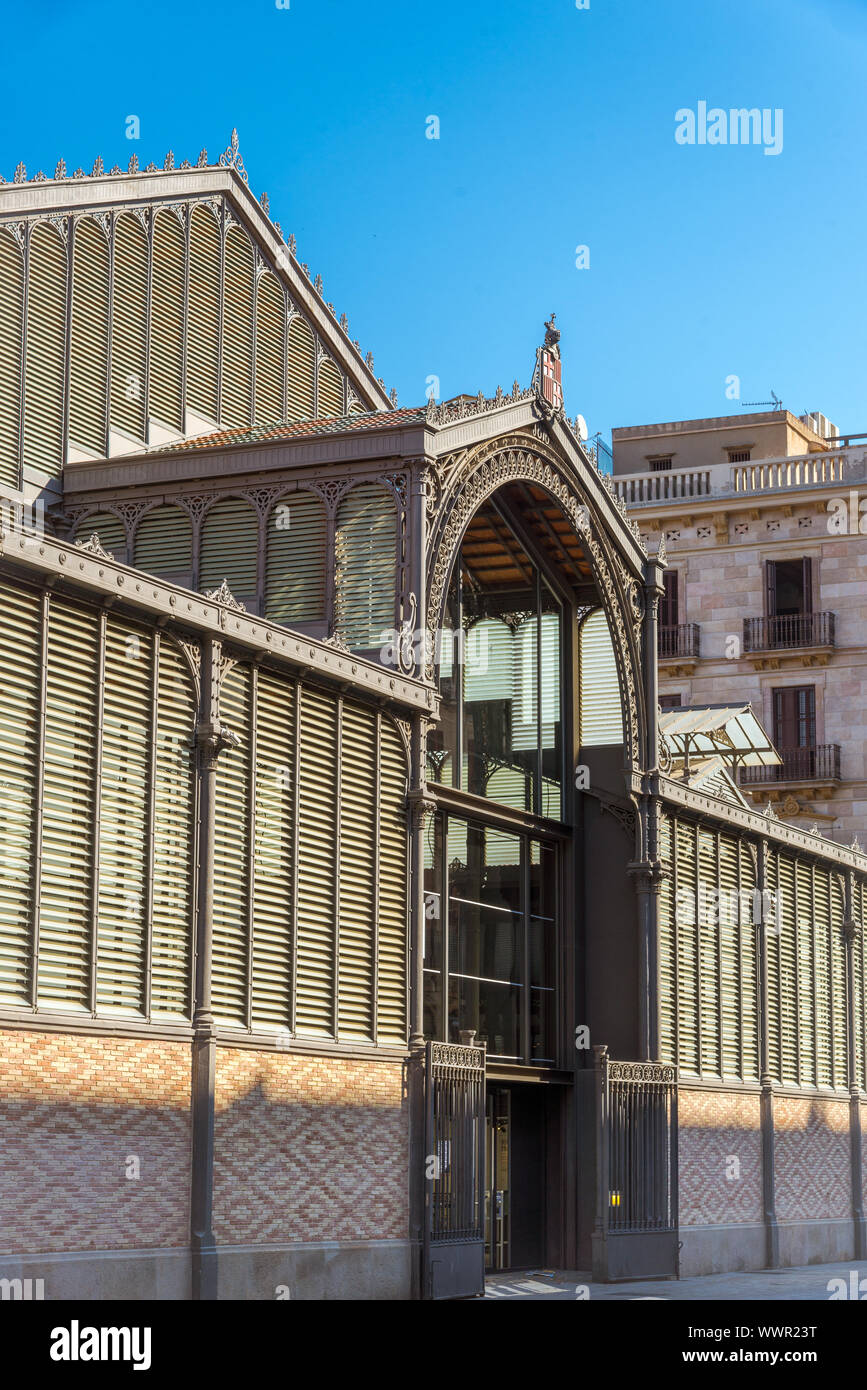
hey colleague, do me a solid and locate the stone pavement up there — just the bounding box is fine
[483,1260,867,1300]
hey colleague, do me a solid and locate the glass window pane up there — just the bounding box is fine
[449,975,521,1059]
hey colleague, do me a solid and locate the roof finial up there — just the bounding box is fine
[219,128,248,183]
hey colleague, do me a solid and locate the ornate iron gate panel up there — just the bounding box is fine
[423,1041,486,1299]
[592,1047,679,1281]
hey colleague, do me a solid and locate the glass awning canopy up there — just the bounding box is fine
[660,704,782,768]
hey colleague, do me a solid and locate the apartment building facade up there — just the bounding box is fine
[613,411,867,845]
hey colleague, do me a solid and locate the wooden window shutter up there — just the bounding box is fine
[96,619,152,1014]
[110,213,148,441]
[801,556,813,614]
[187,205,220,422]
[38,597,100,1008]
[251,670,295,1029]
[337,701,377,1041]
[0,228,24,488]
[264,490,327,625]
[150,210,185,432]
[661,570,678,628]
[287,315,315,420]
[24,222,66,476]
[334,483,397,650]
[254,272,285,425]
[133,505,193,582]
[0,579,41,1003]
[199,497,259,607]
[221,226,254,428]
[212,663,252,1026]
[295,685,338,1037]
[765,560,777,618]
[69,218,109,456]
[151,636,196,1019]
[377,716,408,1044]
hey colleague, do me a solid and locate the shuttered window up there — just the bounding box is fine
[255,272,285,424]
[150,210,185,431]
[134,505,193,582]
[0,580,41,1003]
[697,828,720,1075]
[378,717,408,1043]
[318,356,344,418]
[765,851,781,1081]
[111,213,147,441]
[295,685,338,1036]
[0,228,23,487]
[796,859,816,1086]
[287,315,315,420]
[739,840,759,1081]
[151,636,196,1018]
[579,609,624,745]
[212,664,252,1025]
[777,854,797,1083]
[251,670,295,1028]
[831,872,848,1087]
[187,205,220,422]
[221,226,254,427]
[814,865,832,1086]
[718,833,740,1077]
[38,599,100,1009]
[199,497,259,605]
[24,222,66,475]
[75,511,127,563]
[264,490,326,626]
[338,702,377,1040]
[335,483,396,649]
[69,218,109,455]
[657,814,675,1064]
[675,818,699,1074]
[97,620,151,1014]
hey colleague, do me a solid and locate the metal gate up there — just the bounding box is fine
[423,1041,486,1300]
[591,1047,679,1281]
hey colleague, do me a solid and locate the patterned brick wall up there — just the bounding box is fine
[775,1095,850,1220]
[0,1029,191,1254]
[213,1049,408,1244]
[678,1089,763,1226]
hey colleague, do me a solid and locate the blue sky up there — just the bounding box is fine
[2,0,866,442]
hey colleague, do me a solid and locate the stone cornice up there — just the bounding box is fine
[0,527,438,716]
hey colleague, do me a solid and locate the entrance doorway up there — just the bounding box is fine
[484,1084,547,1271]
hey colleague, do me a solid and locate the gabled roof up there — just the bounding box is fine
[154,408,428,455]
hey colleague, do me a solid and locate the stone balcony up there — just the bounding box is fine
[741,612,836,670]
[738,745,842,809]
[658,622,700,675]
[613,444,866,509]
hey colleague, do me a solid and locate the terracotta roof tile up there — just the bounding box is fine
[154,408,427,456]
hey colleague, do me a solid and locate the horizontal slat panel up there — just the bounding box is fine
[0,580,40,1002]
[264,490,326,625]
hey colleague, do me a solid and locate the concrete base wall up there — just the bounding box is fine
[679,1219,857,1277]
[0,1239,413,1301]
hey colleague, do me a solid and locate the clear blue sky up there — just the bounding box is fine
[2,0,865,441]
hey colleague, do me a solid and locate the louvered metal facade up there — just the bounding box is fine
[0,229,23,486]
[579,608,624,745]
[199,497,259,604]
[69,218,109,456]
[23,222,66,475]
[150,210,185,431]
[264,490,327,625]
[335,483,397,649]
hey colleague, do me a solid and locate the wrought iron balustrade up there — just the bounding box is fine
[658,623,700,660]
[742,611,836,652]
[739,744,841,784]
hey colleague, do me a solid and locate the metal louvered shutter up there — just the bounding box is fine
[38,597,100,1009]
[264,491,326,625]
[295,685,337,1037]
[287,315,315,420]
[24,222,67,476]
[377,716,408,1044]
[97,619,151,1014]
[134,505,192,581]
[796,858,816,1086]
[75,511,127,563]
[777,855,797,1083]
[335,483,397,650]
[152,636,196,1019]
[0,580,41,1003]
[739,841,759,1082]
[675,819,699,1075]
[213,663,252,1026]
[221,226,254,427]
[69,218,109,455]
[318,356,344,418]
[111,213,147,441]
[765,851,781,1082]
[719,833,740,1077]
[255,273,285,424]
[831,872,847,1087]
[338,701,377,1040]
[698,828,720,1076]
[199,498,259,606]
[814,865,832,1087]
[0,228,24,486]
[187,205,220,421]
[150,210,185,431]
[579,610,624,745]
[657,813,675,1064]
[251,670,295,1028]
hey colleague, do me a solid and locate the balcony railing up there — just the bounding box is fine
[743,611,836,652]
[739,744,841,784]
[615,468,712,505]
[613,444,865,508]
[658,623,700,660]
